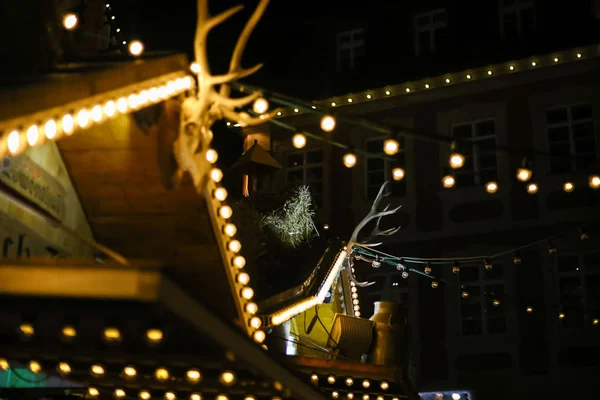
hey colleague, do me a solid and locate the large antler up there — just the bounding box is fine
[348,182,402,247]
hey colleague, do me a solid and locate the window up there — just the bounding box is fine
[499,0,535,37]
[451,119,497,186]
[546,103,596,173]
[556,252,600,329]
[364,137,406,199]
[336,29,365,72]
[414,9,447,55]
[459,262,507,335]
[286,149,325,207]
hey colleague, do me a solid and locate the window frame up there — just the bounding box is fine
[499,0,535,37]
[363,136,405,200]
[450,118,498,186]
[545,102,596,174]
[336,28,365,72]
[285,148,326,207]
[459,262,507,336]
[414,8,447,55]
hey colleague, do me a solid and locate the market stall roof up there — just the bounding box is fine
[230,140,282,175]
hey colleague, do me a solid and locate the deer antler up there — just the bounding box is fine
[348,182,402,247]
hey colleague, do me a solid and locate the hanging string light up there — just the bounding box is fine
[589,175,600,189]
[392,167,405,181]
[343,151,357,168]
[513,252,522,265]
[62,13,79,30]
[383,138,400,155]
[527,182,539,194]
[485,181,498,193]
[292,133,307,149]
[563,180,575,192]
[442,174,456,188]
[516,158,533,182]
[252,98,269,114]
[448,142,465,169]
[128,40,144,56]
[320,115,336,132]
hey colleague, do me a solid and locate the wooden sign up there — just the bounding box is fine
[1,154,66,221]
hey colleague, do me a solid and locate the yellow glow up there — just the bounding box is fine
[223,223,237,237]
[91,105,103,122]
[493,299,500,306]
[58,362,71,375]
[0,359,9,371]
[445,78,451,84]
[63,13,78,30]
[124,366,136,377]
[91,364,105,376]
[331,102,337,107]
[462,291,469,298]
[527,183,538,194]
[593,319,599,325]
[348,98,353,102]
[187,369,201,383]
[442,175,455,188]
[7,130,20,153]
[116,97,128,113]
[328,375,336,384]
[486,181,498,193]
[241,287,254,299]
[88,388,99,397]
[220,371,236,385]
[26,125,39,146]
[517,168,532,182]
[138,90,149,104]
[228,240,241,253]
[128,94,139,108]
[487,70,492,76]
[211,168,223,182]
[531,61,537,67]
[383,138,399,155]
[405,88,410,93]
[292,133,307,149]
[577,53,582,58]
[149,87,159,102]
[362,380,370,388]
[294,108,299,113]
[449,153,465,169]
[158,86,168,99]
[385,90,391,95]
[526,306,533,313]
[321,115,336,132]
[214,187,228,201]
[44,120,57,139]
[206,149,218,163]
[115,389,126,398]
[155,367,169,381]
[190,62,201,73]
[589,175,600,189]
[343,153,357,168]
[146,328,163,343]
[425,83,430,88]
[332,392,339,399]
[559,313,565,319]
[250,316,262,329]
[272,297,320,326]
[191,394,202,400]
[509,65,515,71]
[554,57,559,63]
[128,40,144,56]
[346,377,353,386]
[563,182,575,192]
[237,272,250,285]
[139,391,151,400]
[431,281,439,288]
[245,302,258,314]
[102,101,115,118]
[165,392,176,400]
[103,327,121,341]
[233,255,246,268]
[381,381,389,390]
[252,98,269,114]
[77,109,89,128]
[311,374,319,382]
[219,206,233,219]
[20,323,34,337]
[366,94,372,99]
[216,396,229,400]
[466,74,471,79]
[277,111,282,116]
[392,167,405,181]
[253,330,266,343]
[61,113,74,135]
[29,361,41,373]
[362,395,369,400]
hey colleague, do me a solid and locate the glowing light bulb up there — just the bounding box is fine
[146,328,163,343]
[343,152,357,168]
[381,381,389,390]
[462,291,469,298]
[589,175,600,189]
[139,391,151,400]
[62,326,76,338]
[104,100,116,118]
[487,70,492,76]
[486,181,498,193]
[531,61,537,67]
[527,183,538,194]
[91,105,103,122]
[593,319,599,325]
[328,375,336,384]
[442,175,455,188]
[466,74,471,79]
[517,168,532,182]
[392,167,405,181]
[249,316,261,328]
[58,362,71,375]
[128,40,144,56]
[114,389,126,398]
[452,394,461,400]
[20,323,34,337]
[220,371,236,385]
[63,13,78,30]
[223,223,237,237]
[29,361,41,373]
[211,168,223,182]
[190,62,201,73]
[405,87,410,93]
[362,380,370,388]
[77,109,89,128]
[526,306,533,313]
[245,302,258,314]
[445,78,451,84]
[449,153,465,169]
[509,65,515,71]
[253,330,265,343]
[241,287,254,299]
[26,124,39,146]
[214,187,227,201]
[431,281,439,288]
[277,111,282,116]
[187,369,201,383]
[43,119,57,139]
[88,388,99,397]
[345,377,353,386]
[155,367,169,381]
[61,113,74,134]
[116,97,128,112]
[554,57,559,63]
[425,83,430,88]
[385,90,391,95]
[383,138,400,155]
[563,181,574,192]
[124,366,137,377]
[103,327,121,342]
[128,94,139,108]
[577,53,582,58]
[292,133,307,149]
[331,102,337,107]
[366,94,372,99]
[91,364,105,376]
[321,115,336,132]
[233,255,246,268]
[348,98,353,102]
[493,299,501,306]
[559,313,565,319]
[228,240,241,253]
[252,98,269,114]
[237,272,250,285]
[206,149,218,163]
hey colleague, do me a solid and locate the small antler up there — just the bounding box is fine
[348,182,401,246]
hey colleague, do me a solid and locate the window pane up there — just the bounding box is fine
[310,181,323,194]
[456,173,476,186]
[461,303,481,319]
[583,252,600,271]
[287,170,304,184]
[520,8,535,33]
[571,104,593,120]
[559,276,583,294]
[367,157,385,170]
[547,108,568,125]
[306,167,323,182]
[287,153,304,168]
[475,120,495,137]
[547,126,570,142]
[479,154,498,170]
[462,319,483,335]
[367,186,381,199]
[366,139,384,153]
[307,150,323,164]
[416,14,431,26]
[433,10,447,23]
[503,11,518,34]
[418,31,431,53]
[572,122,595,140]
[550,158,571,174]
[452,124,472,139]
[574,138,596,156]
[487,317,507,334]
[433,27,447,50]
[575,154,596,171]
[460,266,479,282]
[557,255,579,273]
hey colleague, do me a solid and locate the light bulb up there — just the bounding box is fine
[26,124,39,146]
[366,94,372,99]
[92,105,103,122]
[88,388,99,397]
[527,183,539,194]
[116,97,128,113]
[253,98,269,114]
[452,394,461,400]
[332,392,340,399]
[190,62,201,73]
[245,302,258,314]
[405,87,410,93]
[487,70,492,76]
[206,149,218,163]
[237,272,250,285]
[509,65,515,71]
[62,113,74,135]
[392,167,405,181]
[77,109,89,128]
[331,102,337,107]
[462,291,469,298]
[577,53,582,58]
[348,98,353,102]
[292,133,307,149]
[139,391,151,400]
[343,153,357,168]
[328,375,336,384]
[220,371,236,385]
[253,330,266,343]
[345,377,353,386]
[589,175,600,189]
[62,326,76,338]
[63,13,78,30]
[445,78,451,84]
[442,175,455,188]
[449,153,465,169]
[187,369,201,383]
[7,130,20,153]
[232,255,246,268]
[531,61,537,67]
[104,100,116,118]
[128,94,139,108]
[128,40,144,56]
[563,181,575,192]
[517,168,532,182]
[294,108,299,113]
[219,206,233,219]
[228,240,241,253]
[223,223,237,237]
[20,323,34,337]
[425,83,430,88]
[493,299,500,306]
[321,115,336,132]
[249,316,261,329]
[103,327,121,342]
[526,306,533,313]
[214,187,227,201]
[241,287,254,299]
[146,328,163,343]
[466,74,471,79]
[383,138,400,155]
[431,281,439,288]
[58,362,71,375]
[554,57,559,63]
[211,168,223,182]
[91,364,105,376]
[44,119,57,139]
[124,366,137,377]
[385,90,391,95]
[155,367,169,381]
[381,381,389,390]
[114,389,126,398]
[559,313,565,319]
[486,181,498,193]
[29,361,41,373]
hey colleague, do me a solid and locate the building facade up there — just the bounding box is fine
[239,0,600,398]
